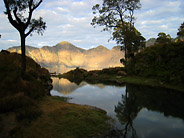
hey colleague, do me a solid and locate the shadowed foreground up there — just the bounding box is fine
[0,50,110,138]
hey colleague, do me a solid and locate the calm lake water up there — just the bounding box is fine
[51,77,184,138]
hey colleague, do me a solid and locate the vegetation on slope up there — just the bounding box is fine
[0,50,110,138]
[0,50,52,114]
[0,50,52,137]
[60,67,127,85]
[126,42,184,87]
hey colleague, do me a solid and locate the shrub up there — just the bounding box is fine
[126,42,184,84]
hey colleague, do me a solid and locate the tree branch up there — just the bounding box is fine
[3,0,20,30]
[26,0,42,28]
[32,0,42,11]
[25,0,34,28]
[13,7,23,25]
[25,26,34,37]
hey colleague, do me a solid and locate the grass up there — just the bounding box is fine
[59,67,184,92]
[117,76,184,92]
[12,96,111,138]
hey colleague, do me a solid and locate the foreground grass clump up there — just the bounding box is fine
[13,96,110,138]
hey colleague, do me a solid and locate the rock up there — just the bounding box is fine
[117,71,127,76]
[116,76,122,79]
[1,50,10,54]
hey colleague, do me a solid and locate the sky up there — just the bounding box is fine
[0,0,183,50]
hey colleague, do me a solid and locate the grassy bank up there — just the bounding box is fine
[13,96,110,138]
[117,76,184,92]
[59,67,184,92]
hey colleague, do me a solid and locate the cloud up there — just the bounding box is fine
[135,0,184,39]
[0,0,183,50]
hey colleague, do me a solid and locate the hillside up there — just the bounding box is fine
[8,41,124,73]
[0,50,52,137]
[0,50,110,138]
[126,42,184,86]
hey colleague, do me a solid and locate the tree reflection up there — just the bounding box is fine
[115,84,184,138]
[115,88,141,138]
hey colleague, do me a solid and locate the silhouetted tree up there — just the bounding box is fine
[112,22,145,60]
[177,22,184,40]
[3,0,46,76]
[156,32,172,44]
[91,0,142,65]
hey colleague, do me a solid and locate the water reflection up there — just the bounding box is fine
[114,84,184,138]
[115,88,141,138]
[51,78,184,138]
[52,77,87,95]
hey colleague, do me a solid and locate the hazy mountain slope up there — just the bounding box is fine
[146,38,156,47]
[8,41,124,73]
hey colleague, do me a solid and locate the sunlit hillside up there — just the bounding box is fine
[8,41,124,73]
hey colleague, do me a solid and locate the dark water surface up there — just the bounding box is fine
[51,77,184,138]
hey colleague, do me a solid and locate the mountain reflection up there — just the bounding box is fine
[115,84,184,138]
[52,77,87,95]
[52,77,114,95]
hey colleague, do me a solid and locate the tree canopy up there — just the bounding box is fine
[156,32,172,44]
[112,22,145,60]
[177,22,184,40]
[91,0,144,64]
[3,0,46,76]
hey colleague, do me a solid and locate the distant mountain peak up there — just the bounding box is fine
[54,41,85,52]
[112,46,121,50]
[88,45,109,52]
[96,45,108,49]
[57,41,73,45]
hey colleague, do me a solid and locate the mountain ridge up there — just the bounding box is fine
[7,41,124,73]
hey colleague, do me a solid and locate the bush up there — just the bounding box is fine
[0,51,52,123]
[126,42,184,84]
[0,93,35,113]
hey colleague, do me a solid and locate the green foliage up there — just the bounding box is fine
[91,0,142,61]
[91,0,141,30]
[177,22,184,40]
[61,67,126,86]
[126,42,184,85]
[3,0,46,38]
[156,32,172,44]
[113,22,145,59]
